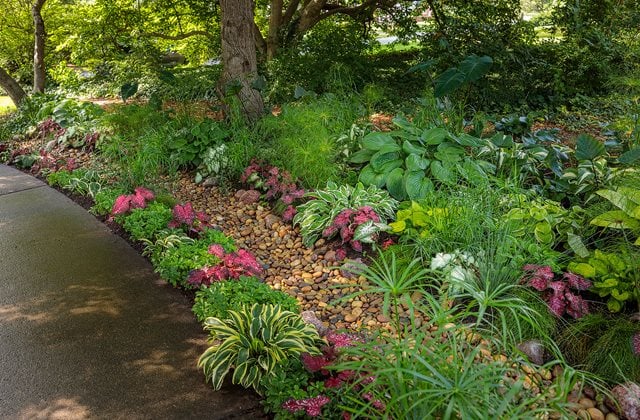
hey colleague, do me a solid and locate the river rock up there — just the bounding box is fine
[609,382,640,419]
[517,339,545,365]
[301,311,328,335]
[235,189,261,204]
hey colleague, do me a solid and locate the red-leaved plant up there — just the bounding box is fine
[111,187,155,215]
[187,246,263,287]
[240,160,305,221]
[282,331,384,418]
[167,202,210,236]
[521,264,592,319]
[322,206,382,254]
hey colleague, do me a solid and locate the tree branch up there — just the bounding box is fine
[145,30,214,41]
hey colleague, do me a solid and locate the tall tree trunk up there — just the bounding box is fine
[219,0,264,123]
[267,0,283,60]
[0,66,27,106]
[32,0,46,94]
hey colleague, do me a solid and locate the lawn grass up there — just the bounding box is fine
[0,96,16,115]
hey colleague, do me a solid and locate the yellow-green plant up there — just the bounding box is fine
[591,186,640,245]
[198,304,322,394]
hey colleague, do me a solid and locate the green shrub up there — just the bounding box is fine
[198,304,322,394]
[121,201,174,241]
[90,187,128,216]
[192,276,299,323]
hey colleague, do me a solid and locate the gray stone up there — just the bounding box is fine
[517,339,546,365]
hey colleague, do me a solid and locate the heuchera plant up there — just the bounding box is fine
[240,160,305,221]
[283,331,384,418]
[111,187,155,215]
[187,246,263,287]
[521,264,592,319]
[167,202,210,236]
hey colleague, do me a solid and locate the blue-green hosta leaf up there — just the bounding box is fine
[370,148,402,172]
[403,140,426,155]
[421,127,448,145]
[392,115,422,136]
[406,154,430,171]
[431,161,457,184]
[349,148,375,164]
[404,170,434,200]
[434,68,466,97]
[450,133,484,147]
[361,132,397,151]
[591,210,640,230]
[618,147,640,165]
[385,167,406,200]
[575,134,606,161]
[434,142,465,162]
[458,54,493,82]
[359,165,386,188]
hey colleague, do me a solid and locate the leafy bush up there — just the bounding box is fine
[121,201,174,241]
[293,181,398,249]
[90,187,128,216]
[192,276,299,323]
[590,186,640,245]
[186,247,263,288]
[198,304,322,394]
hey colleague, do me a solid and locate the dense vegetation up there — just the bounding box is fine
[2,0,640,418]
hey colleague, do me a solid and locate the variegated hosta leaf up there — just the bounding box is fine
[199,304,322,395]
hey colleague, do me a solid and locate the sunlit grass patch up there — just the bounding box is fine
[0,96,16,115]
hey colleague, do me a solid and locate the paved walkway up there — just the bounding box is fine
[0,165,260,419]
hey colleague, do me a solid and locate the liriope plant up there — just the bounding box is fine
[198,304,322,394]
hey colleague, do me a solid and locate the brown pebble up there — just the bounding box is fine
[577,409,590,420]
[587,408,604,420]
[605,413,620,420]
[579,398,596,409]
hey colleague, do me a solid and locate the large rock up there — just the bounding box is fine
[609,382,640,419]
[235,189,261,204]
[517,339,546,365]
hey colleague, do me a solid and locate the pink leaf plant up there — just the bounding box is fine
[240,159,306,213]
[322,206,382,256]
[167,202,210,236]
[111,187,155,216]
[187,246,263,287]
[521,264,591,319]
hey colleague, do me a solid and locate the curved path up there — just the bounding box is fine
[0,165,260,419]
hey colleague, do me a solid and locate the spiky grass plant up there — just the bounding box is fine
[559,313,640,383]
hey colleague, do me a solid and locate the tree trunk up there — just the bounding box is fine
[0,66,27,106]
[219,0,264,123]
[267,0,283,60]
[32,0,46,94]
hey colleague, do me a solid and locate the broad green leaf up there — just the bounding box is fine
[618,147,640,165]
[607,299,623,313]
[358,165,386,188]
[385,167,407,201]
[596,189,638,215]
[458,54,493,82]
[404,170,433,200]
[349,148,375,164]
[617,186,640,206]
[567,233,590,258]
[370,149,402,172]
[434,68,466,98]
[406,154,429,171]
[392,115,422,136]
[430,161,456,184]
[403,140,426,155]
[421,127,448,145]
[611,289,630,301]
[389,220,407,233]
[405,59,437,74]
[451,133,484,147]
[490,133,514,147]
[120,82,138,102]
[575,134,605,161]
[568,263,596,278]
[434,142,465,162]
[361,132,397,151]
[591,210,640,230]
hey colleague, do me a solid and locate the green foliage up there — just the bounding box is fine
[192,276,299,323]
[591,186,640,245]
[121,201,173,241]
[198,304,322,394]
[335,327,578,419]
[293,182,398,248]
[167,119,230,168]
[559,313,640,383]
[141,230,194,265]
[257,95,362,188]
[433,55,493,98]
[154,229,235,287]
[47,169,103,198]
[90,187,128,216]
[259,358,314,417]
[389,201,461,237]
[569,250,640,313]
[351,115,493,200]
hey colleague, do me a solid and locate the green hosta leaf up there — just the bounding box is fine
[370,149,402,172]
[431,161,456,184]
[611,289,630,301]
[567,233,590,258]
[534,222,554,245]
[349,148,375,164]
[421,127,448,145]
[404,171,433,200]
[618,147,640,165]
[403,140,426,155]
[568,262,596,278]
[392,115,422,136]
[595,277,619,288]
[591,210,640,230]
[459,159,488,184]
[434,68,466,98]
[361,132,397,151]
[406,154,430,171]
[359,165,386,188]
[458,54,493,82]
[490,133,514,148]
[434,143,465,162]
[575,134,605,161]
[385,167,407,200]
[389,220,406,233]
[451,133,484,147]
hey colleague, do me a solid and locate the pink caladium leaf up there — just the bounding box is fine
[208,244,225,259]
[172,203,196,225]
[134,187,155,201]
[563,272,592,291]
[111,195,132,215]
[130,192,147,209]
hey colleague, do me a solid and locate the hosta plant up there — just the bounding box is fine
[293,181,397,248]
[198,304,322,394]
[388,201,459,237]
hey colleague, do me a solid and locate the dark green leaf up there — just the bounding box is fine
[402,140,426,155]
[361,132,397,151]
[359,165,386,188]
[120,82,138,102]
[349,148,375,164]
[386,167,406,200]
[404,59,436,75]
[434,68,466,97]
[458,55,493,82]
[421,127,448,145]
[406,154,430,171]
[370,149,402,172]
[618,147,640,165]
[431,161,456,184]
[404,170,433,200]
[575,134,605,161]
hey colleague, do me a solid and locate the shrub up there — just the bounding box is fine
[198,304,322,394]
[186,247,263,288]
[121,201,174,241]
[192,276,299,323]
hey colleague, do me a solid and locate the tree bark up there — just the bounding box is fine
[0,66,27,106]
[267,0,284,60]
[32,0,47,94]
[219,0,264,123]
